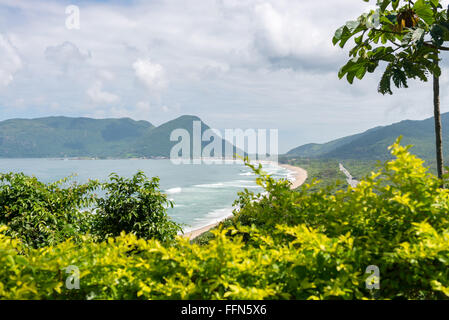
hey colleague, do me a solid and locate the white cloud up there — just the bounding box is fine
[87,81,119,104]
[2,0,448,151]
[98,70,115,81]
[136,101,150,112]
[132,58,167,91]
[45,41,90,71]
[0,34,22,86]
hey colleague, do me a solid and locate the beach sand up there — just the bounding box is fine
[279,164,308,189]
[182,163,308,240]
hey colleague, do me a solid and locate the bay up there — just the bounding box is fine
[0,159,291,232]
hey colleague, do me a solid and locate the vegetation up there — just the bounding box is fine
[0,173,98,248]
[1,139,449,299]
[92,172,181,243]
[0,115,224,158]
[0,171,181,248]
[283,159,378,192]
[334,0,449,178]
[0,117,153,158]
[286,112,449,161]
[191,218,234,246]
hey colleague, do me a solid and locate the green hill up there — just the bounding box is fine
[287,113,449,160]
[0,115,233,158]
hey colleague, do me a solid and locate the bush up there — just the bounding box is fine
[0,171,181,248]
[92,171,182,243]
[0,173,98,248]
[2,138,449,299]
[232,137,449,298]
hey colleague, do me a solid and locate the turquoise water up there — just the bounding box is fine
[0,159,292,232]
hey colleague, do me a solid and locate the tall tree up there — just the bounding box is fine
[333,0,449,179]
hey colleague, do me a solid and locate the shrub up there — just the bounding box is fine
[92,171,181,243]
[0,171,182,248]
[0,173,98,248]
[232,137,449,298]
[2,138,449,300]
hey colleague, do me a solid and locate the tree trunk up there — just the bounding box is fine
[433,56,444,181]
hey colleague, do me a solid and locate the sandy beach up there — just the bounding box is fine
[182,163,308,240]
[182,219,230,240]
[279,164,308,189]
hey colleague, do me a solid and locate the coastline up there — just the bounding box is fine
[182,163,308,240]
[279,164,308,189]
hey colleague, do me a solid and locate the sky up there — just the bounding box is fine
[1,0,449,153]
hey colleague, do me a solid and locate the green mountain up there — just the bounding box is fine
[0,115,233,158]
[287,113,449,160]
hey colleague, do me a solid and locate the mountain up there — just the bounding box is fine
[133,115,238,158]
[287,113,449,160]
[0,115,235,158]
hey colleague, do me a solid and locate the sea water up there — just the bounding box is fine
[0,159,293,232]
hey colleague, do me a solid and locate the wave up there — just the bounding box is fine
[193,183,225,188]
[175,162,290,234]
[193,180,261,189]
[166,187,182,194]
[182,206,235,233]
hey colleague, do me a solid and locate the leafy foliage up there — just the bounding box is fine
[1,139,449,299]
[92,171,181,243]
[282,158,378,192]
[232,137,449,298]
[0,171,181,248]
[0,173,98,248]
[333,0,447,94]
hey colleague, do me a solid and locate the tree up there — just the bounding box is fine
[333,0,449,179]
[92,171,182,243]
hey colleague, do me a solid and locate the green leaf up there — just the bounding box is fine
[346,20,360,32]
[414,0,435,25]
[411,28,425,43]
[378,0,392,12]
[392,0,400,10]
[333,26,344,44]
[429,0,440,8]
[355,65,367,79]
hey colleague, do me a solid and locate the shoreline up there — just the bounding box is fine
[182,163,308,240]
[279,164,308,189]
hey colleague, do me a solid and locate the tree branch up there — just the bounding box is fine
[424,42,449,51]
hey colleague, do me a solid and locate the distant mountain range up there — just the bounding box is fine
[4,113,446,160]
[0,115,234,158]
[287,113,449,160]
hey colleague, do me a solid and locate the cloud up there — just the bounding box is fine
[0,34,22,86]
[44,41,91,71]
[252,2,349,71]
[98,70,115,81]
[1,0,448,152]
[87,81,119,104]
[132,58,167,91]
[136,101,150,112]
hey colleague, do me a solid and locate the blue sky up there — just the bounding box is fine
[1,0,449,152]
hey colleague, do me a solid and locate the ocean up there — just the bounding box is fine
[0,159,293,232]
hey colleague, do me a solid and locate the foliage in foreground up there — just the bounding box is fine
[92,172,180,243]
[0,173,98,248]
[0,171,181,248]
[1,139,449,299]
[334,0,446,95]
